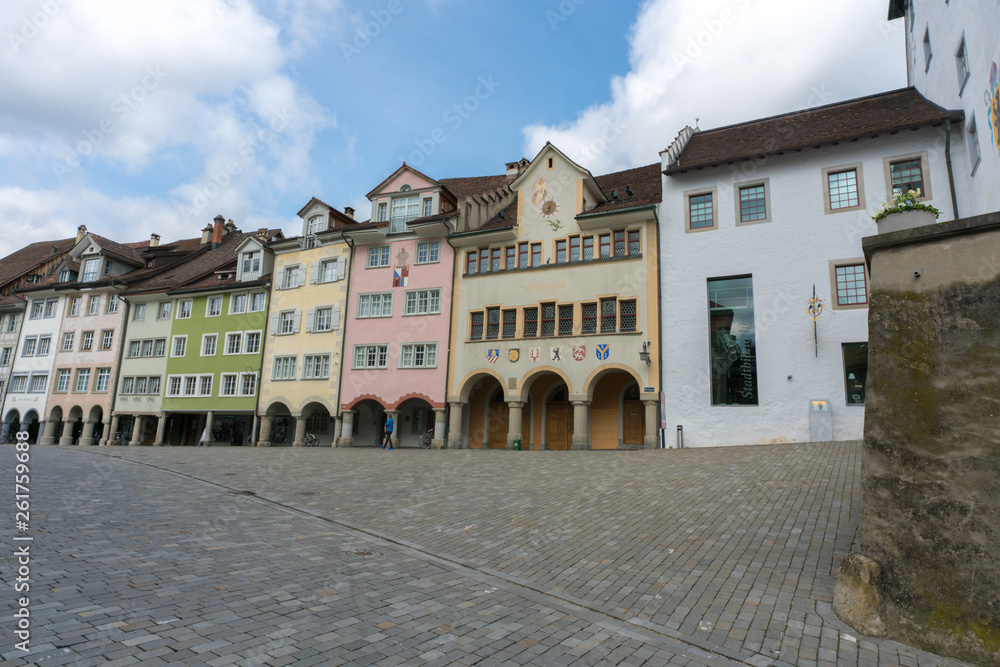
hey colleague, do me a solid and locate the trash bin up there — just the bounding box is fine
[809,400,833,441]
[513,438,522,450]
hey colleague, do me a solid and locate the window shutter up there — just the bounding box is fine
[310,262,319,284]
[270,314,279,335]
[331,306,341,330]
[305,308,315,333]
[337,256,346,281]
[292,310,301,334]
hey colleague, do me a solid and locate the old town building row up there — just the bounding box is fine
[0,81,994,448]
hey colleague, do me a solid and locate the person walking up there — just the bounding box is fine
[382,414,394,450]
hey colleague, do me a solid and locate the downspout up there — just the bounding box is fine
[107,290,131,445]
[251,275,274,446]
[443,225,458,448]
[945,119,960,220]
[335,230,353,444]
[652,204,664,448]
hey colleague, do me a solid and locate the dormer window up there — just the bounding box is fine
[307,215,324,235]
[390,196,419,233]
[82,258,100,282]
[59,269,69,282]
[104,259,113,275]
[377,203,388,222]
[242,251,260,274]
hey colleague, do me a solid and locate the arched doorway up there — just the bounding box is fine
[23,410,40,443]
[588,370,646,449]
[353,399,386,447]
[622,383,645,447]
[486,388,508,449]
[397,397,434,448]
[545,386,573,450]
[302,402,333,447]
[3,409,20,441]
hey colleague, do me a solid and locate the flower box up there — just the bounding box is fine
[877,209,938,234]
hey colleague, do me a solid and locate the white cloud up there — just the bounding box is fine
[522,0,907,174]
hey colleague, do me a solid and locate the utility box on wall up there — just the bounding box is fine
[809,400,832,441]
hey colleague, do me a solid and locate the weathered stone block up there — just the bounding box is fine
[833,553,887,637]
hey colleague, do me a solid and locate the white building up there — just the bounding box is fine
[890,0,1000,215]
[659,88,963,447]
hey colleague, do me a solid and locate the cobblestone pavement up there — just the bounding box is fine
[1,443,971,666]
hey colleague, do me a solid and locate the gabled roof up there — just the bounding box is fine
[664,87,964,175]
[584,163,662,215]
[510,142,607,206]
[75,233,149,266]
[297,196,336,218]
[475,197,519,232]
[0,238,76,291]
[365,163,441,199]
[439,174,510,202]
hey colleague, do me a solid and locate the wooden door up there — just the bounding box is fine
[546,405,572,450]
[624,401,644,445]
[487,401,509,449]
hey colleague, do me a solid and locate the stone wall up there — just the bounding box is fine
[835,212,1000,665]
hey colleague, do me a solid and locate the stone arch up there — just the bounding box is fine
[344,393,390,411]
[581,363,645,401]
[454,368,506,403]
[47,405,64,423]
[300,399,335,447]
[390,392,439,410]
[515,365,574,402]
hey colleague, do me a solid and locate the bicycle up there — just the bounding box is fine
[0,431,13,445]
[417,428,434,449]
[303,432,318,447]
[114,431,129,446]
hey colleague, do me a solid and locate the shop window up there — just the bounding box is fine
[708,275,758,405]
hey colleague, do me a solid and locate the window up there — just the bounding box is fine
[244,331,261,354]
[177,299,192,319]
[582,302,597,334]
[531,243,542,267]
[133,304,146,321]
[81,332,94,351]
[377,202,388,222]
[404,289,441,315]
[101,330,113,350]
[687,191,715,230]
[518,242,530,269]
[202,334,217,356]
[479,248,489,273]
[843,342,868,406]
[56,369,70,392]
[502,309,517,339]
[559,304,574,336]
[470,312,484,340]
[250,292,266,312]
[367,246,390,268]
[88,296,100,315]
[153,339,166,357]
[35,336,49,357]
[582,236,594,261]
[923,27,932,72]
[104,259,112,276]
[241,373,256,397]
[273,356,296,380]
[399,343,436,368]
[599,233,611,258]
[555,240,567,264]
[738,184,767,222]
[279,311,297,335]
[230,294,247,314]
[22,337,36,356]
[466,251,477,275]
[313,308,333,333]
[523,307,538,338]
[6,314,16,332]
[206,296,223,317]
[10,375,27,393]
[613,230,626,257]
[708,275,759,405]
[307,215,324,235]
[29,301,43,319]
[75,369,90,392]
[600,298,617,333]
[220,373,239,397]
[29,374,47,393]
[568,236,580,263]
[422,197,433,217]
[320,260,338,283]
[171,335,187,357]
[491,248,501,272]
[505,246,516,270]
[148,376,160,396]
[968,115,981,175]
[486,307,500,339]
[44,298,57,318]
[541,303,556,337]
[82,258,100,282]
[956,37,970,95]
[69,297,81,316]
[225,332,242,355]
[353,345,388,369]
[128,340,140,357]
[198,375,212,397]
[620,300,637,332]
[184,376,197,396]
[96,368,110,392]
[0,347,10,365]
[834,263,869,307]
[59,269,69,282]
[141,340,153,357]
[282,266,300,289]
[167,377,181,397]
[107,294,119,313]
[303,354,331,379]
[357,293,392,318]
[823,165,864,213]
[890,159,923,196]
[628,229,641,255]
[242,251,260,274]
[391,196,419,232]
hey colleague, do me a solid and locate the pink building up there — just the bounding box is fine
[338,164,513,448]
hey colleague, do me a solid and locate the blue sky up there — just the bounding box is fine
[0,0,906,248]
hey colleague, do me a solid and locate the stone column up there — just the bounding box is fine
[79,419,96,446]
[332,416,342,447]
[98,416,112,446]
[153,412,168,446]
[59,419,74,446]
[292,414,306,447]
[505,401,524,450]
[40,418,58,445]
[384,410,401,448]
[339,410,355,447]
[129,415,144,446]
[107,414,120,446]
[257,415,272,447]
[447,401,465,449]
[431,408,447,449]
[201,411,214,447]
[643,399,659,449]
[571,400,591,450]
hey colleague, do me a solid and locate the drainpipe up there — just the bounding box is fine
[251,274,275,446]
[335,230,354,442]
[652,204,664,449]
[945,119,960,220]
[108,290,131,444]
[444,226,459,448]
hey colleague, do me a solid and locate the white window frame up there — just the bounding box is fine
[250,292,266,312]
[240,372,257,397]
[272,356,297,381]
[166,376,182,397]
[22,336,37,357]
[88,296,101,315]
[44,298,58,318]
[398,342,438,369]
[171,335,188,358]
[243,330,261,354]
[206,296,223,317]
[313,308,333,333]
[201,334,218,357]
[69,297,81,316]
[230,293,248,314]
[9,374,28,393]
[278,311,296,335]
[133,303,146,321]
[403,288,441,316]
[36,335,50,356]
[56,369,71,392]
[282,265,302,289]
[352,344,389,369]
[415,240,440,264]
[367,246,391,268]
[101,330,113,350]
[81,331,94,351]
[0,347,11,365]
[29,301,43,319]
[75,369,90,393]
[29,373,48,393]
[157,301,171,320]
[302,354,331,379]
[220,373,239,397]
[177,299,192,319]
[956,35,970,96]
[107,294,119,313]
[82,258,100,282]
[357,292,393,318]
[224,332,243,356]
[95,368,111,393]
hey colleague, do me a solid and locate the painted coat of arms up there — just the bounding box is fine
[572,344,585,361]
[487,349,500,364]
[550,346,563,362]
[508,349,519,362]
[528,347,541,362]
[596,343,610,361]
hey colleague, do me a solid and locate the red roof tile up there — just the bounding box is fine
[0,238,75,291]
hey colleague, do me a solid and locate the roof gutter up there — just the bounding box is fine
[576,202,658,221]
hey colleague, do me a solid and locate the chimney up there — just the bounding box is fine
[505,161,521,180]
[201,225,213,245]
[76,225,87,243]
[149,233,160,248]
[224,219,237,235]
[212,215,224,249]
[343,206,355,220]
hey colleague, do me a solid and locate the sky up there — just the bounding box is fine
[0,0,907,250]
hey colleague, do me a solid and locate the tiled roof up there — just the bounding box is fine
[0,294,26,308]
[585,163,662,215]
[476,197,519,231]
[0,238,75,290]
[664,87,964,174]
[90,234,149,264]
[439,174,510,201]
[171,261,272,292]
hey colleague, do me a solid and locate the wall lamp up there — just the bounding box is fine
[639,340,652,366]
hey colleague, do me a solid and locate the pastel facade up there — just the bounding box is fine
[447,144,663,450]
[659,89,962,447]
[258,200,353,447]
[0,299,25,430]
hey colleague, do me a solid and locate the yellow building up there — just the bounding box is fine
[257,199,355,446]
